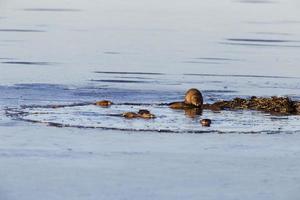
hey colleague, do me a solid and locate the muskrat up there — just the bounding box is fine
[140,113,156,119]
[123,112,139,119]
[184,88,203,107]
[200,119,211,127]
[95,100,113,107]
[123,110,156,119]
[138,109,156,119]
[138,109,151,115]
[169,102,190,109]
[169,88,203,109]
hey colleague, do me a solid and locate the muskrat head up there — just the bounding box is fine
[184,88,203,107]
[190,95,202,107]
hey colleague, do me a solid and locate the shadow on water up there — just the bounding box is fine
[1,40,23,43]
[221,42,300,48]
[253,32,291,36]
[0,29,45,32]
[184,73,299,79]
[227,38,295,43]
[183,61,224,65]
[23,8,82,12]
[94,71,165,75]
[237,0,276,3]
[90,79,152,84]
[1,61,53,66]
[194,57,243,61]
[222,38,300,47]
[245,20,300,24]
[184,57,244,65]
[221,38,300,48]
[0,57,16,60]
[103,51,121,55]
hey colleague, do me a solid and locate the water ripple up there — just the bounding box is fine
[23,8,82,12]
[2,61,53,65]
[0,29,45,32]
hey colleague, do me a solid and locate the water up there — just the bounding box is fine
[2,1,300,200]
[1,0,300,83]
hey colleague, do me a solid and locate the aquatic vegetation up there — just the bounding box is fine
[204,96,299,115]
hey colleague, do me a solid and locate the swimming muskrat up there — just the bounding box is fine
[200,119,211,127]
[95,100,113,107]
[123,109,156,119]
[123,112,139,119]
[169,88,203,109]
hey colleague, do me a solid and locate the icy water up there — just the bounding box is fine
[1,1,300,200]
[1,0,300,132]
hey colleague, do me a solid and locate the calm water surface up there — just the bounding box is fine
[1,0,300,133]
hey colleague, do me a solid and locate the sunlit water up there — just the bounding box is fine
[1,0,300,133]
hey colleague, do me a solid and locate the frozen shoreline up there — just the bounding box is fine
[1,121,300,200]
